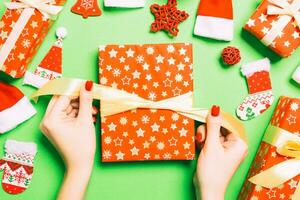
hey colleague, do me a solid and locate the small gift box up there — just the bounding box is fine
[0,0,66,78]
[244,0,300,57]
[98,43,195,162]
[239,96,300,200]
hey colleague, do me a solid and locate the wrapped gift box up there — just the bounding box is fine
[239,96,300,199]
[98,43,195,162]
[244,0,300,57]
[0,0,66,78]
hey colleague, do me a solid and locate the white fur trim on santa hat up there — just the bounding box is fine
[104,0,145,7]
[23,71,51,89]
[0,97,36,133]
[292,66,300,84]
[194,16,233,41]
[5,140,37,156]
[241,58,270,77]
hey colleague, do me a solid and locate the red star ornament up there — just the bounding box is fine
[150,0,189,37]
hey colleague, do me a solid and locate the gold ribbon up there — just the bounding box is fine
[30,78,247,142]
[249,125,300,200]
[5,0,63,19]
[261,0,300,45]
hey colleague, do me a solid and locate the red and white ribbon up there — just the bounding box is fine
[261,0,300,46]
[0,0,62,71]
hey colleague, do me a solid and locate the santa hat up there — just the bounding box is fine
[292,66,300,84]
[194,0,234,41]
[104,0,145,8]
[23,27,67,88]
[0,82,36,133]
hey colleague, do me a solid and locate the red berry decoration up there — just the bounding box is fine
[150,0,189,37]
[221,46,241,65]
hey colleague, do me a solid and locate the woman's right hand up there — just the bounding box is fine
[193,105,248,200]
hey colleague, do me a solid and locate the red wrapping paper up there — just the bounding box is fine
[239,96,300,199]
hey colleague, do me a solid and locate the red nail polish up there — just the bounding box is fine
[195,132,202,144]
[211,105,220,117]
[85,80,93,91]
[92,106,98,113]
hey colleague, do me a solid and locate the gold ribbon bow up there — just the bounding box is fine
[30,78,247,142]
[5,0,63,19]
[249,125,300,200]
[261,0,300,45]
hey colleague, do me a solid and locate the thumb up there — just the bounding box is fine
[78,80,94,122]
[204,105,222,150]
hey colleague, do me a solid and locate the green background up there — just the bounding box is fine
[0,0,299,199]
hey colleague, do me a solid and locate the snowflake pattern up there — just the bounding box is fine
[244,1,300,57]
[239,97,300,199]
[99,44,194,162]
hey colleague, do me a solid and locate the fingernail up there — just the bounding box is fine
[93,106,98,113]
[211,105,220,117]
[195,132,202,144]
[85,80,93,91]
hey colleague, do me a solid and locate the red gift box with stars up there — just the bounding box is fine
[239,96,300,200]
[244,0,300,57]
[0,0,66,78]
[98,43,195,162]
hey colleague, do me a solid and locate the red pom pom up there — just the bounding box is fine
[221,46,241,65]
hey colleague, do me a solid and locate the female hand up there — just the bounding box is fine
[193,105,248,200]
[40,80,97,200]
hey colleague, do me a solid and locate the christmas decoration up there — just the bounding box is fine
[150,0,189,37]
[104,0,145,8]
[99,43,194,162]
[221,46,241,65]
[292,66,300,84]
[0,0,67,78]
[71,0,102,18]
[194,0,233,41]
[23,27,67,88]
[0,140,37,194]
[236,58,274,121]
[239,96,300,200]
[244,0,300,57]
[0,82,36,133]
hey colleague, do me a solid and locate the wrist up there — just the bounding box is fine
[201,187,225,200]
[66,162,93,180]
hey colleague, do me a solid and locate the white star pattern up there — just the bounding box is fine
[126,48,135,57]
[168,57,175,65]
[167,45,175,53]
[179,48,186,55]
[284,41,290,47]
[287,115,296,125]
[108,122,117,131]
[179,128,187,137]
[109,49,117,58]
[258,14,267,23]
[157,142,165,150]
[292,31,300,39]
[136,128,145,137]
[143,141,150,149]
[262,27,269,35]
[177,62,185,71]
[151,123,160,132]
[288,179,298,189]
[99,44,194,161]
[246,19,255,27]
[130,147,140,156]
[115,151,125,160]
[291,102,299,111]
[155,55,164,63]
[132,70,141,79]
